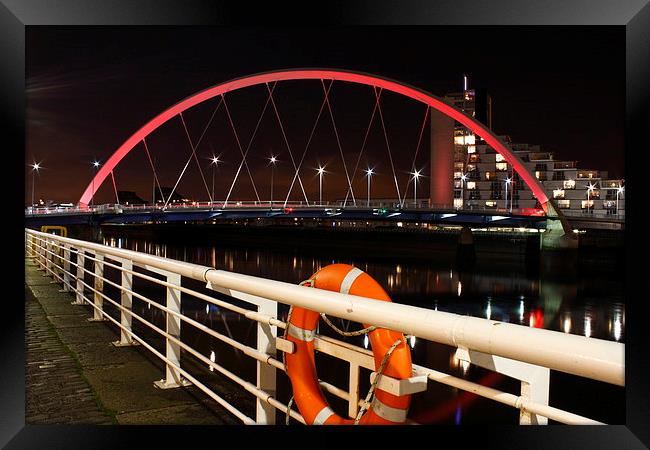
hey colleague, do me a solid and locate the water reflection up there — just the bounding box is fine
[102,235,625,344]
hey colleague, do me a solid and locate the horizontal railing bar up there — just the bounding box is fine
[27,230,623,386]
[31,247,603,425]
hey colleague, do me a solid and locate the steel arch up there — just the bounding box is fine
[79,68,552,213]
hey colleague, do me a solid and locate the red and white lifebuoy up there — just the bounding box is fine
[284,263,412,424]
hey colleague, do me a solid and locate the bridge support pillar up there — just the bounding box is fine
[540,219,578,251]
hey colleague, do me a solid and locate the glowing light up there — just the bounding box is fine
[411,169,422,180]
[31,162,41,171]
[211,155,221,165]
[563,316,572,334]
[613,313,622,341]
[93,161,101,168]
[209,350,216,371]
[519,300,525,322]
[206,304,209,315]
[363,335,369,349]
[457,281,462,297]
[269,155,277,164]
[365,168,374,176]
[409,335,416,348]
[460,173,467,182]
[584,316,592,338]
[317,166,325,175]
[486,300,492,320]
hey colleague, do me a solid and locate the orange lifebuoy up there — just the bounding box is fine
[284,263,412,425]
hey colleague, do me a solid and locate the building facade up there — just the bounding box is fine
[436,78,625,218]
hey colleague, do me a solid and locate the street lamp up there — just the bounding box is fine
[410,170,422,208]
[505,177,512,213]
[317,166,326,205]
[210,155,221,205]
[459,173,467,210]
[365,168,374,207]
[269,155,277,207]
[30,162,41,209]
[91,160,101,208]
[616,186,624,216]
[587,183,595,214]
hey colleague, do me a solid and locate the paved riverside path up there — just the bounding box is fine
[25,258,240,425]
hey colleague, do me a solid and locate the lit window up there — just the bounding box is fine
[557,200,570,209]
[454,136,465,145]
[485,201,497,207]
[553,189,565,199]
[467,145,476,154]
[581,200,594,209]
[495,154,505,162]
[496,162,508,171]
[466,182,476,190]
[465,135,475,145]
[454,171,463,179]
[453,198,463,209]
[564,179,576,189]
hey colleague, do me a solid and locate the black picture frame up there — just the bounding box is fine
[3,1,648,448]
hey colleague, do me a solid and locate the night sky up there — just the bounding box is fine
[25,26,625,205]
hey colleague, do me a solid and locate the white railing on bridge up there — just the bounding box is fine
[25,228,624,425]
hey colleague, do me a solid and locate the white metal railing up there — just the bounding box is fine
[24,228,624,425]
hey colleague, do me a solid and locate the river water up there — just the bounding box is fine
[98,229,625,425]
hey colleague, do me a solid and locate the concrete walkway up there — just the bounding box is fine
[25,258,239,425]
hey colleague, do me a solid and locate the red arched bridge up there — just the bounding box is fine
[29,69,577,235]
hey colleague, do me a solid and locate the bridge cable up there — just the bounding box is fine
[266,82,310,205]
[321,79,356,206]
[221,93,262,204]
[110,171,120,205]
[343,87,383,206]
[400,105,430,208]
[163,96,224,210]
[142,137,167,205]
[222,85,278,207]
[374,87,402,206]
[283,79,334,208]
[179,112,215,204]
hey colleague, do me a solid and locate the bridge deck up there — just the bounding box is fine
[24,258,240,425]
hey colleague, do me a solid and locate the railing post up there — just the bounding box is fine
[61,244,71,292]
[88,253,107,321]
[519,368,550,425]
[36,236,46,271]
[348,363,360,419]
[455,347,551,425]
[44,239,54,276]
[154,272,190,389]
[112,259,138,347]
[72,249,86,305]
[255,299,277,424]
